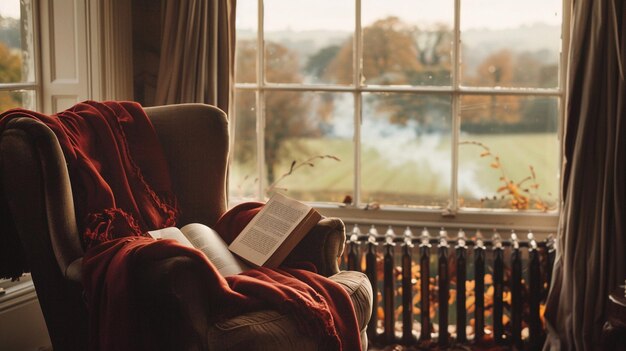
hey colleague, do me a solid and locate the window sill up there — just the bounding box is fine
[314,204,559,235]
[0,275,37,313]
[228,197,559,236]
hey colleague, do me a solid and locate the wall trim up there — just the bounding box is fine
[0,281,37,314]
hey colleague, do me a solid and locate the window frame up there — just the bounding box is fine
[0,0,41,291]
[0,0,41,112]
[232,0,570,232]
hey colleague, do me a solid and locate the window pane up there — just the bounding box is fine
[264,0,354,84]
[361,93,452,207]
[458,95,559,210]
[231,90,258,201]
[362,0,453,86]
[0,89,35,111]
[0,0,35,83]
[460,0,562,88]
[235,0,257,83]
[230,0,565,214]
[264,91,354,203]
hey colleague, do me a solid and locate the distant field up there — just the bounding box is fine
[230,133,559,209]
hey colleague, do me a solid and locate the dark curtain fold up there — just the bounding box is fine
[155,0,236,114]
[544,0,625,350]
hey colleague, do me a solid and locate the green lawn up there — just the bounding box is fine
[230,133,559,209]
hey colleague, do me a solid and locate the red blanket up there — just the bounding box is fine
[0,101,178,278]
[83,236,361,350]
[1,101,361,350]
[0,101,178,249]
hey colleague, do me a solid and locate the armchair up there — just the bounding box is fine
[0,103,372,350]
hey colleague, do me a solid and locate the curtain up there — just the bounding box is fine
[154,0,236,114]
[543,0,625,350]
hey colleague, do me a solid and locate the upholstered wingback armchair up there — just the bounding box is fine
[0,104,372,350]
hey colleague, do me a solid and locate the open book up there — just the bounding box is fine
[228,193,322,268]
[148,223,251,276]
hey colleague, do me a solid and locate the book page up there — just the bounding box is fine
[228,193,312,266]
[148,227,193,247]
[180,223,250,276]
[148,225,249,276]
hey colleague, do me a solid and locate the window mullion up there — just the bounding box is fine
[449,0,462,215]
[232,0,564,218]
[238,83,561,96]
[32,0,42,112]
[353,0,362,206]
[0,83,38,91]
[557,0,572,213]
[256,0,266,200]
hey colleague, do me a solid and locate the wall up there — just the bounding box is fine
[38,0,96,113]
[38,0,134,113]
[132,0,162,107]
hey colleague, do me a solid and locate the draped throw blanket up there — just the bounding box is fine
[0,101,361,350]
[83,236,361,351]
[0,101,178,278]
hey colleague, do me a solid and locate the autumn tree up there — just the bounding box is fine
[0,15,20,50]
[325,17,422,85]
[304,45,341,82]
[0,42,22,83]
[234,39,320,184]
[461,50,520,129]
[312,17,558,135]
[461,49,557,134]
[0,42,23,111]
[320,17,453,131]
[0,14,22,84]
[0,15,25,111]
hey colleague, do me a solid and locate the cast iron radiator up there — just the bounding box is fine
[339,224,556,350]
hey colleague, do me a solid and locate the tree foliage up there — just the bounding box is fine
[0,42,23,111]
[235,40,319,183]
[233,16,560,203]
[325,16,452,87]
[304,45,340,82]
[461,49,558,134]
[0,15,20,50]
[0,42,22,83]
[0,15,24,111]
[315,17,558,134]
[462,50,521,126]
[323,17,453,131]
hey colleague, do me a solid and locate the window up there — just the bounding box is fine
[0,0,37,111]
[231,0,566,226]
[0,0,38,287]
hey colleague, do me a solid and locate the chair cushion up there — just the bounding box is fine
[206,271,372,350]
[328,271,373,331]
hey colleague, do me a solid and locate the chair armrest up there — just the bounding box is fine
[284,217,346,277]
[135,255,213,351]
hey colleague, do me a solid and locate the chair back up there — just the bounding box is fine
[0,104,229,350]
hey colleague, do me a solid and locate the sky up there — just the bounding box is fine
[2,1,563,30]
[0,0,562,31]
[0,1,20,19]
[237,0,563,32]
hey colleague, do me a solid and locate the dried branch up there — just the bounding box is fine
[460,140,550,211]
[266,154,341,195]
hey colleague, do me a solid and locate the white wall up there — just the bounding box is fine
[39,0,95,113]
[39,0,133,113]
